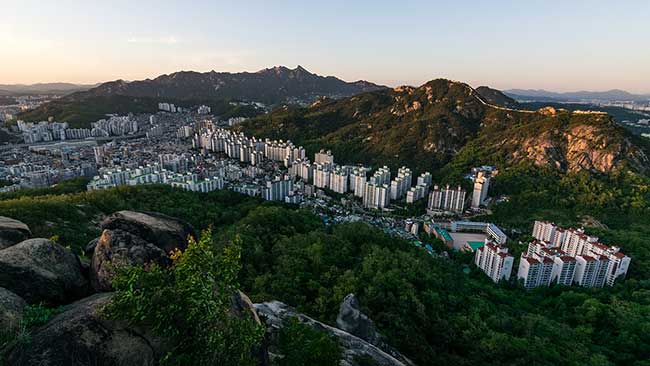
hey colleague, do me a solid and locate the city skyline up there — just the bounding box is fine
[1,0,649,93]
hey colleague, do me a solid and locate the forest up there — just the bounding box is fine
[1,174,649,365]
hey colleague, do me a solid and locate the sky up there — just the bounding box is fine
[1,0,649,93]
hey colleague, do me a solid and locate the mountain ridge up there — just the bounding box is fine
[0,83,96,95]
[62,66,386,105]
[506,88,650,102]
[239,78,650,175]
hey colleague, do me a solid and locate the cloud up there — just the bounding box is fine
[127,36,179,45]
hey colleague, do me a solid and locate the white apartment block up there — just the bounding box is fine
[313,163,331,189]
[574,255,609,288]
[523,222,631,288]
[314,149,334,165]
[532,220,557,243]
[474,242,514,283]
[470,171,490,209]
[406,184,428,203]
[416,172,433,187]
[369,167,391,186]
[517,255,554,289]
[552,256,577,286]
[390,167,412,200]
[362,182,390,210]
[350,167,369,198]
[427,184,466,213]
[329,167,349,194]
[262,176,293,201]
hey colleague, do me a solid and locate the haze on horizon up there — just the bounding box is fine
[1,0,649,93]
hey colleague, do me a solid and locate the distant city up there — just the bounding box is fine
[1,97,632,290]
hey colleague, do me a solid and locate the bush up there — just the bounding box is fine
[277,317,341,366]
[104,229,264,366]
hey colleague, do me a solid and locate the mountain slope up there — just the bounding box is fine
[239,79,650,175]
[0,83,95,95]
[19,66,385,125]
[476,86,520,108]
[506,89,650,102]
[64,66,385,105]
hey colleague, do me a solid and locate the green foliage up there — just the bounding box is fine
[21,303,60,328]
[0,303,60,362]
[0,177,90,201]
[353,354,381,366]
[0,183,265,253]
[104,230,264,366]
[18,95,262,128]
[17,95,161,128]
[277,317,341,366]
[220,206,650,366]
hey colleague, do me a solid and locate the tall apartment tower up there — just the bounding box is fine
[574,255,609,288]
[471,171,490,209]
[428,185,466,213]
[314,149,334,165]
[474,242,514,283]
[350,167,369,198]
[517,255,554,289]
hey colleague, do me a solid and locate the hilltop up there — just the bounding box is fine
[239,79,650,175]
[18,66,385,125]
[70,66,384,104]
[0,83,95,96]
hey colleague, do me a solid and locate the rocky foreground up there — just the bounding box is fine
[0,213,413,366]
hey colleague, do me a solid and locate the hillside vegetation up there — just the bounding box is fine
[239,79,649,175]
[17,95,261,128]
[1,184,649,365]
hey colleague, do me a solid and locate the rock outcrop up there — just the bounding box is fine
[90,229,171,292]
[0,287,27,331]
[255,301,415,366]
[5,293,166,366]
[0,238,88,304]
[100,211,196,253]
[336,294,410,363]
[0,216,31,250]
[337,293,382,346]
[90,211,196,291]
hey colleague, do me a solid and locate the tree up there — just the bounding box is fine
[104,229,264,366]
[277,317,341,366]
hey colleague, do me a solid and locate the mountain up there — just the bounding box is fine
[475,86,521,108]
[0,83,96,95]
[239,79,650,175]
[63,66,385,105]
[506,88,650,102]
[18,66,385,125]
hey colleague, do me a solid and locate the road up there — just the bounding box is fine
[0,133,146,151]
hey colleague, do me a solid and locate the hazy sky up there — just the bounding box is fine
[1,0,649,92]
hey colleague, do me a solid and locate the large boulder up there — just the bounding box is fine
[100,211,196,253]
[90,211,197,292]
[255,301,415,366]
[337,293,382,346]
[87,211,196,291]
[90,229,171,291]
[6,291,268,366]
[0,239,88,305]
[5,293,166,366]
[0,287,27,331]
[0,216,31,250]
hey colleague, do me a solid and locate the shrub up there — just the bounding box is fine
[104,229,264,366]
[277,317,341,366]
